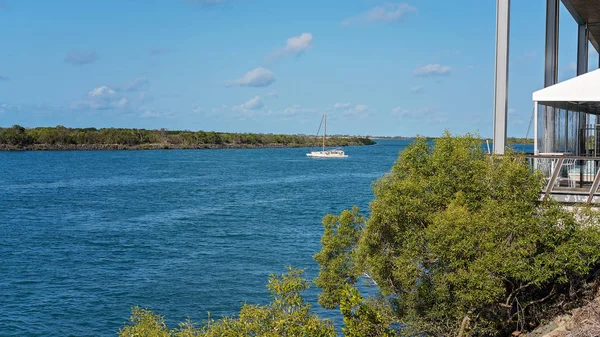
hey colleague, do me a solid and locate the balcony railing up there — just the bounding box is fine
[525,154,600,204]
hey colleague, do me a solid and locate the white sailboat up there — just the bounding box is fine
[306,112,348,158]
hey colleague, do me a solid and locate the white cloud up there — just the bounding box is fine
[355,104,368,112]
[334,102,352,109]
[410,85,425,93]
[225,67,276,87]
[343,3,417,25]
[268,33,313,61]
[193,106,204,113]
[392,106,447,124]
[330,103,370,119]
[137,107,174,119]
[235,96,264,111]
[71,85,129,110]
[89,85,115,97]
[216,103,318,121]
[266,91,279,98]
[413,64,451,77]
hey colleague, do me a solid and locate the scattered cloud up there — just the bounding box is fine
[0,75,9,81]
[355,104,368,112]
[267,33,313,62]
[89,86,115,97]
[138,107,174,118]
[279,105,319,118]
[148,47,171,56]
[0,103,18,115]
[138,92,153,103]
[330,103,371,119]
[215,103,318,121]
[392,106,427,117]
[392,106,448,124]
[343,3,417,25]
[0,103,63,118]
[71,85,128,110]
[413,64,451,77]
[64,50,99,66]
[334,103,352,109]
[192,106,204,113]
[266,91,279,98]
[410,85,424,93]
[225,67,276,87]
[235,96,264,111]
[123,78,149,92]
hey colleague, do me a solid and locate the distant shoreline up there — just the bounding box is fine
[0,125,376,151]
[0,142,374,151]
[371,136,534,144]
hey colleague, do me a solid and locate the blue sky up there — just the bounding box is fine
[0,0,598,137]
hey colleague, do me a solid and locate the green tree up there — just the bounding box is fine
[315,132,600,336]
[119,268,336,337]
[0,125,31,146]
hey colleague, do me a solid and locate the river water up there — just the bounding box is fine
[0,140,413,336]
[0,140,534,336]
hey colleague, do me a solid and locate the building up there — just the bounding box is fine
[494,0,600,203]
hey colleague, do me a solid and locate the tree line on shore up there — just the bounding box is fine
[0,125,375,149]
[374,135,534,144]
[118,133,600,336]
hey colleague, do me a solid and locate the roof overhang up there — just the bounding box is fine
[562,0,600,52]
[533,68,600,114]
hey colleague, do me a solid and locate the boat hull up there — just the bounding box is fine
[306,151,348,158]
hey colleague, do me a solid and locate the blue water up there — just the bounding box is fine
[0,140,534,336]
[0,140,411,336]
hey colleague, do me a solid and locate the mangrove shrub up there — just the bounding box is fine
[315,132,600,336]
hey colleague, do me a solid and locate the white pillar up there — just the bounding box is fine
[493,0,510,155]
[534,102,539,155]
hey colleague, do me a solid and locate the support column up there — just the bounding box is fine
[577,24,589,155]
[543,0,559,153]
[493,0,510,155]
[534,102,539,155]
[577,24,589,75]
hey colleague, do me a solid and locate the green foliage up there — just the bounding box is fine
[118,267,336,337]
[314,206,365,309]
[0,126,375,149]
[506,137,534,144]
[315,131,600,336]
[0,125,32,146]
[340,286,396,337]
[119,307,171,337]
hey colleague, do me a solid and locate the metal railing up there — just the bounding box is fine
[525,154,600,204]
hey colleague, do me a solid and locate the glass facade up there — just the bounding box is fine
[537,104,587,155]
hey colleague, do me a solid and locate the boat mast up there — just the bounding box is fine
[323,112,326,152]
